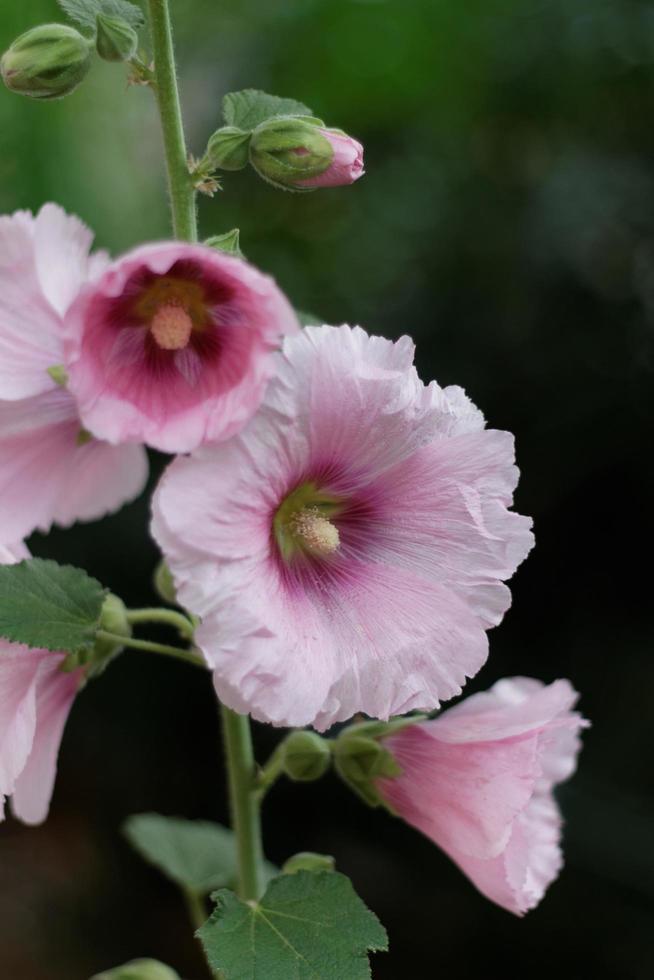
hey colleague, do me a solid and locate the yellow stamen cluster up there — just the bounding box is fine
[289,506,340,557]
[150,303,194,351]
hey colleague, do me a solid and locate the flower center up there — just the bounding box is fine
[289,507,340,557]
[273,481,345,562]
[150,303,194,351]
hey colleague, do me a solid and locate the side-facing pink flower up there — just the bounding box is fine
[0,204,148,543]
[152,324,534,730]
[63,242,300,453]
[377,677,588,915]
[295,130,364,188]
[0,542,83,824]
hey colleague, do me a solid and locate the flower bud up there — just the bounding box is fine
[91,959,181,980]
[249,117,364,191]
[87,593,132,677]
[281,730,331,782]
[154,560,177,605]
[96,13,138,63]
[1,24,92,100]
[282,851,336,875]
[333,730,402,807]
[205,126,251,171]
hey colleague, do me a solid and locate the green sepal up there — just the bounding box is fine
[90,960,181,980]
[96,12,138,62]
[282,851,336,875]
[204,229,243,258]
[281,730,331,782]
[249,116,333,192]
[205,126,251,171]
[153,560,177,605]
[47,364,69,387]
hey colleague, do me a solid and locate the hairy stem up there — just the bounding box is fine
[221,706,265,901]
[147,0,197,241]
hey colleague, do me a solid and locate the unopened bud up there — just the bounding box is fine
[1,24,91,100]
[282,851,336,875]
[205,126,251,171]
[91,959,181,980]
[281,730,331,782]
[249,116,334,191]
[96,14,138,63]
[333,731,401,807]
[154,560,177,605]
[87,593,132,677]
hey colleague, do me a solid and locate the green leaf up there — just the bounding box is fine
[58,0,145,32]
[124,813,277,894]
[199,871,388,980]
[222,89,313,132]
[0,559,106,653]
[204,229,243,258]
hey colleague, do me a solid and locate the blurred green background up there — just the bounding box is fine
[1,0,654,977]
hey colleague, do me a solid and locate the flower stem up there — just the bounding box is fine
[220,706,265,901]
[126,606,195,640]
[97,630,204,667]
[147,0,197,242]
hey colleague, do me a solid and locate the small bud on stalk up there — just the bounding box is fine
[281,730,331,782]
[96,14,139,63]
[1,24,92,100]
[282,852,336,875]
[205,126,251,171]
[91,959,181,980]
[249,116,364,191]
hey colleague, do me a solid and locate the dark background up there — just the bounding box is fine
[1,1,653,977]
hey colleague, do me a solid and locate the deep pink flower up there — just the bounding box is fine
[377,677,588,915]
[152,325,533,729]
[63,242,300,453]
[295,130,364,188]
[0,204,148,543]
[0,542,82,824]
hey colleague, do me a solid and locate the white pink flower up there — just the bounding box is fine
[152,324,533,730]
[0,204,148,543]
[0,542,82,824]
[377,677,588,915]
[63,242,300,453]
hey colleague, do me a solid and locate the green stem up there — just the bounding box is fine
[147,0,197,241]
[183,887,208,932]
[220,706,265,901]
[255,741,286,800]
[126,606,195,640]
[97,630,204,667]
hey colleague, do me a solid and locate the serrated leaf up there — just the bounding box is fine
[124,813,277,894]
[199,871,388,980]
[58,0,144,32]
[0,559,106,653]
[223,89,313,131]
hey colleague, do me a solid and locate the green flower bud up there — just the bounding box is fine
[154,560,177,605]
[96,13,138,63]
[205,126,251,171]
[282,851,336,875]
[249,116,334,191]
[1,24,92,100]
[281,730,331,782]
[91,959,181,980]
[87,593,132,677]
[333,732,402,807]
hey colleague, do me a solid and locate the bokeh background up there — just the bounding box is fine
[1,0,653,977]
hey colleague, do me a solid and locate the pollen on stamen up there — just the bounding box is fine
[290,506,340,557]
[150,303,193,351]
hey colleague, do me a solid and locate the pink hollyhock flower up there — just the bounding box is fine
[63,242,300,453]
[377,677,588,915]
[0,542,83,824]
[152,324,534,729]
[0,204,148,543]
[295,130,364,188]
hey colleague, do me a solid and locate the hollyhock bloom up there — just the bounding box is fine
[377,677,588,915]
[152,324,534,729]
[0,204,148,543]
[0,542,83,824]
[63,242,300,453]
[295,130,364,188]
